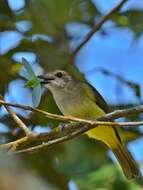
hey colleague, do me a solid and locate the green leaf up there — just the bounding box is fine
[113,10,143,37]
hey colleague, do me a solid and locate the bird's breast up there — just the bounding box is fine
[53,90,104,119]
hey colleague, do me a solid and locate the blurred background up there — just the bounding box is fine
[0,0,143,189]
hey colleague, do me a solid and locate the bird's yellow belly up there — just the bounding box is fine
[86,125,117,148]
[65,100,118,148]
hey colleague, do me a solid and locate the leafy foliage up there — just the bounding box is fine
[114,10,143,37]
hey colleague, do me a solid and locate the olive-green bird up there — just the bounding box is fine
[38,70,140,179]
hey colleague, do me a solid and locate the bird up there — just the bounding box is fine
[38,69,140,179]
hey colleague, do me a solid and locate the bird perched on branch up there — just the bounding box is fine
[38,70,140,179]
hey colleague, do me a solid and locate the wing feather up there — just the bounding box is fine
[79,82,110,113]
[79,81,121,142]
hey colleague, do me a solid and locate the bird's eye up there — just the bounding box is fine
[55,72,63,78]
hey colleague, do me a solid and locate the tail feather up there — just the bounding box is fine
[112,143,140,179]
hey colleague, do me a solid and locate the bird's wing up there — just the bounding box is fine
[79,81,110,113]
[78,82,121,142]
[79,81,122,142]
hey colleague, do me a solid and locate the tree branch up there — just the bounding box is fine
[0,96,32,137]
[13,125,89,154]
[72,0,128,57]
[12,120,143,155]
[0,100,143,154]
[0,100,143,123]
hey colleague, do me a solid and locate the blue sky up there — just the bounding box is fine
[75,26,143,104]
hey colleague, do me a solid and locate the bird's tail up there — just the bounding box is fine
[111,143,140,179]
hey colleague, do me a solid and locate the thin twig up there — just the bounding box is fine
[13,126,89,154]
[0,100,143,124]
[0,100,73,122]
[0,97,32,137]
[98,105,143,121]
[72,0,127,56]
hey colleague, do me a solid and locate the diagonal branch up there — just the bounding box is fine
[72,0,128,57]
[13,125,89,154]
[1,118,143,154]
[0,96,32,137]
[12,120,143,154]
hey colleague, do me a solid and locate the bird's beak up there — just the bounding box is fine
[38,75,54,84]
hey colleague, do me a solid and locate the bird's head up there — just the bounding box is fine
[38,70,73,91]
